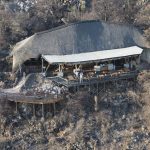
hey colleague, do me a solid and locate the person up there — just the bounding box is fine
[73,68,79,79]
[75,70,79,78]
[79,71,83,83]
[73,69,76,77]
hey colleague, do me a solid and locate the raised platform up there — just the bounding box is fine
[48,71,138,87]
[1,93,64,104]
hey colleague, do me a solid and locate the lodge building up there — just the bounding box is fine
[2,20,149,117]
[10,20,148,88]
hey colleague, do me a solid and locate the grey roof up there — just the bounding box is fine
[12,20,149,71]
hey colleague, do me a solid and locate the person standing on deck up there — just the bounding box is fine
[73,68,79,79]
[79,71,83,83]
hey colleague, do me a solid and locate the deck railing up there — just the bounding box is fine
[47,70,139,87]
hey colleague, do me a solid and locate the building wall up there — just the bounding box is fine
[141,48,150,63]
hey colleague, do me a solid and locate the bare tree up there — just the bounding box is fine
[94,0,141,23]
[94,0,117,22]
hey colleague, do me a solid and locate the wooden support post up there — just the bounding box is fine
[45,64,50,75]
[138,55,141,66]
[116,80,118,90]
[75,64,77,69]
[59,64,61,72]
[97,82,98,95]
[15,102,18,113]
[113,60,115,70]
[53,103,56,116]
[33,104,35,117]
[42,58,43,73]
[89,80,91,92]
[114,80,116,88]
[94,95,98,112]
[133,77,136,92]
[72,86,75,93]
[19,64,22,74]
[125,77,127,84]
[75,86,77,93]
[104,82,105,92]
[41,104,44,119]
[50,103,52,114]
[77,84,79,92]
[113,80,115,91]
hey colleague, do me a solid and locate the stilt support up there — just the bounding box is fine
[94,95,98,112]
[53,103,56,116]
[41,104,44,119]
[15,102,18,113]
[33,104,35,117]
[97,83,98,95]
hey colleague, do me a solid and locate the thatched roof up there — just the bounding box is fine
[11,20,149,71]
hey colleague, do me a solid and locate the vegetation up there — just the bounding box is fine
[0,1,149,149]
[0,0,149,50]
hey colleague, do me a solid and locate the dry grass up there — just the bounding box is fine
[138,70,150,129]
[0,65,149,149]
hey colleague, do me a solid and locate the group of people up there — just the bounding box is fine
[73,68,83,83]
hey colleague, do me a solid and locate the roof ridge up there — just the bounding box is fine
[35,20,99,35]
[34,19,138,36]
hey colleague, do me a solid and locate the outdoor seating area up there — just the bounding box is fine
[48,70,138,87]
[41,46,142,88]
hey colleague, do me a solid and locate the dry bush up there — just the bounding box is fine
[0,98,13,115]
[127,90,140,101]
[137,70,150,129]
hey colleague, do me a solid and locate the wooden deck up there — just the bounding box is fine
[2,93,64,104]
[0,70,138,104]
[48,71,138,87]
